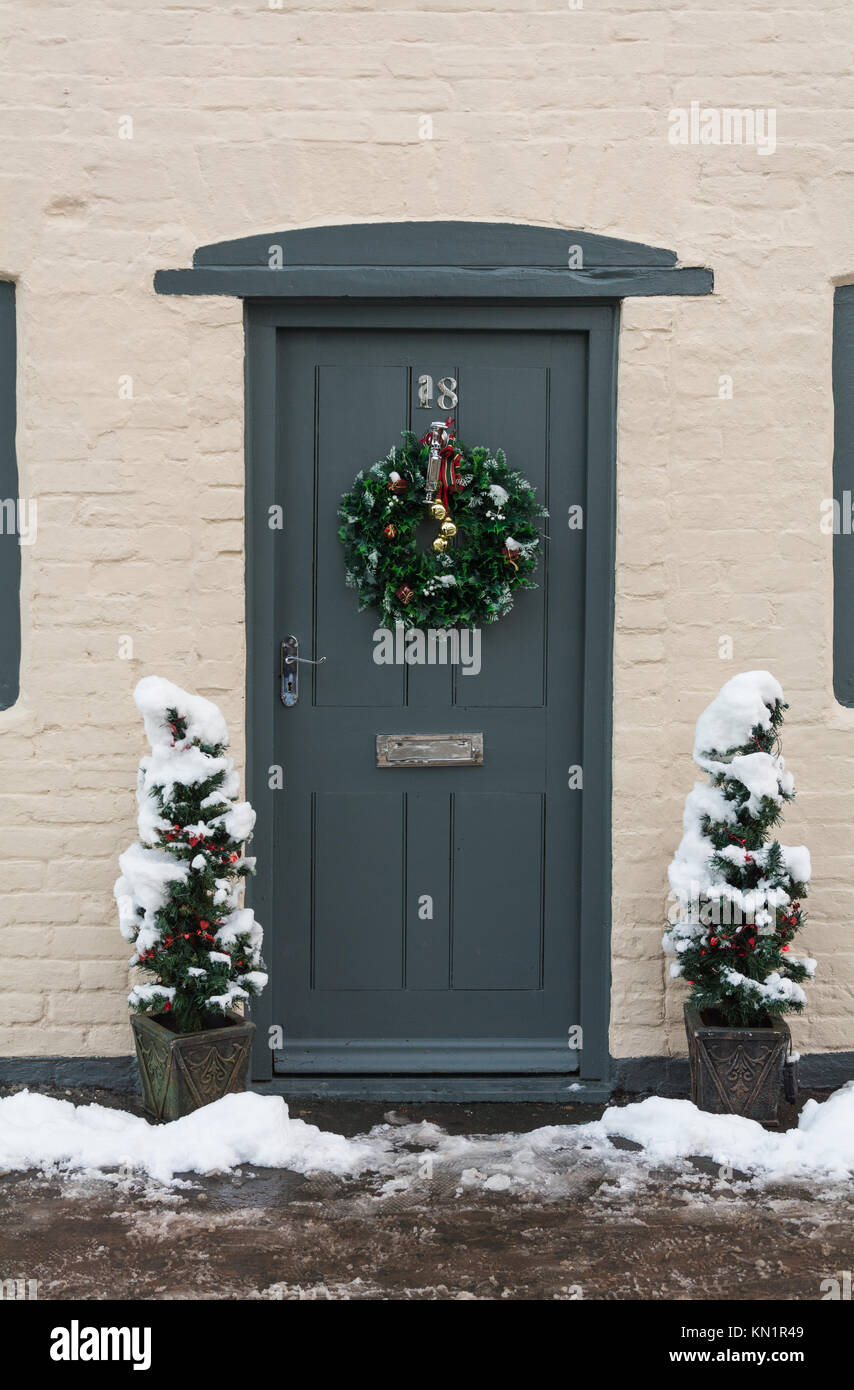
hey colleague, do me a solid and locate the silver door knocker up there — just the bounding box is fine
[425,421,449,503]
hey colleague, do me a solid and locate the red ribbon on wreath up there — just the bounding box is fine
[438,448,462,516]
[437,418,462,517]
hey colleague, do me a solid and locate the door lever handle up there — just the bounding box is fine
[280,636,326,706]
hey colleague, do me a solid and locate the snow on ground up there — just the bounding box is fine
[597,1087,854,1182]
[0,1090,377,1186]
[1,1083,853,1189]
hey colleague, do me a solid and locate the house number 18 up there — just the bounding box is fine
[417,375,458,409]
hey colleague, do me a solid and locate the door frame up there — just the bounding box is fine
[245,297,617,1099]
[155,221,713,1100]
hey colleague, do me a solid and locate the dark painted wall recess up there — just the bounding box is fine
[833,284,854,705]
[0,281,20,710]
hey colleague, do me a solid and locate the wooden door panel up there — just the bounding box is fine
[311,793,404,991]
[451,793,545,991]
[405,791,451,991]
[453,362,550,709]
[315,362,410,708]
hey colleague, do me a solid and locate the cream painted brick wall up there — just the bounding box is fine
[0,0,852,1062]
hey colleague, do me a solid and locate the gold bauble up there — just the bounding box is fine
[432,535,448,553]
[440,520,457,539]
[430,502,447,521]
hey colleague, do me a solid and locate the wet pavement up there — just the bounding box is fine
[1,1085,851,1301]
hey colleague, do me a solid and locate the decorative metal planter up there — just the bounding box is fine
[131,1010,255,1123]
[684,1004,790,1124]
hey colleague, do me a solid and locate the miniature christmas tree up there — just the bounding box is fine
[115,677,267,1034]
[663,671,815,1028]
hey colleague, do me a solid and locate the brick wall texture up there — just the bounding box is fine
[0,0,852,1061]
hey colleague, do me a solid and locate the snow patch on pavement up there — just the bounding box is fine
[0,1090,382,1186]
[1,1083,853,1188]
[596,1086,854,1182]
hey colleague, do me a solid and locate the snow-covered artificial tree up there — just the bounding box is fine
[115,677,267,1035]
[664,671,814,1028]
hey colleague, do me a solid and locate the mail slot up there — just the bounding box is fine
[376,732,484,768]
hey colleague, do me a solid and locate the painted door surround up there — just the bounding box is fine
[155,222,713,1100]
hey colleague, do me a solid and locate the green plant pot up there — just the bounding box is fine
[130,1010,255,1123]
[684,1004,790,1124]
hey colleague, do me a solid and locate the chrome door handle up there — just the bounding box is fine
[280,636,326,706]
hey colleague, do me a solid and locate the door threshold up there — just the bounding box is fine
[254,1074,613,1103]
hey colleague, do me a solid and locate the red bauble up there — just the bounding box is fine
[396,584,415,606]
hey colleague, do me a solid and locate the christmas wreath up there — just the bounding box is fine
[338,420,546,628]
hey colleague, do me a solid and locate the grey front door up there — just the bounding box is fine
[250,302,610,1078]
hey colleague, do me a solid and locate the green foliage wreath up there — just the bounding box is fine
[338,427,546,629]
